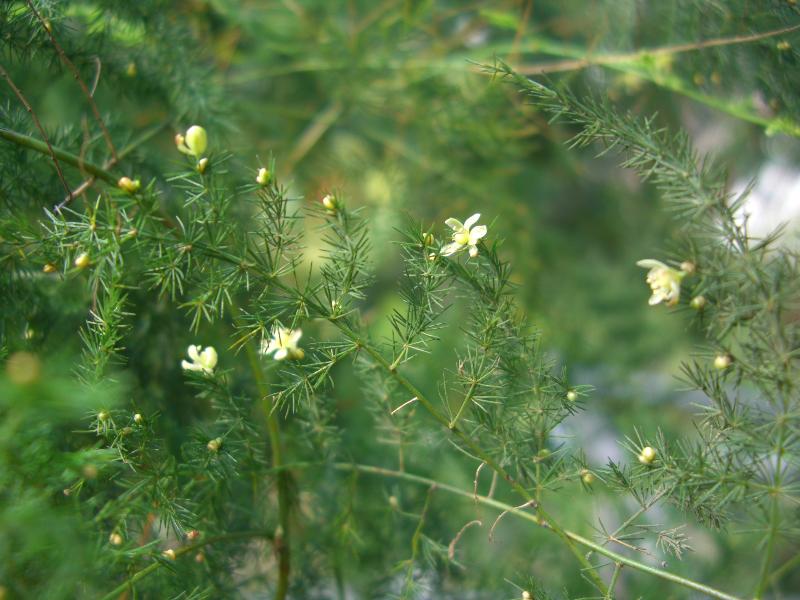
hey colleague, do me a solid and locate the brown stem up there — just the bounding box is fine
[24,0,118,160]
[0,62,71,196]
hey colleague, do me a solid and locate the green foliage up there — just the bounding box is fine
[1,1,800,599]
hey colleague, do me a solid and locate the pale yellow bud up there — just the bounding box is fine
[98,410,110,421]
[580,468,595,485]
[638,446,657,465]
[195,551,205,563]
[126,62,137,77]
[117,176,141,194]
[184,125,207,156]
[162,548,176,560]
[322,194,337,211]
[197,157,209,174]
[109,532,123,546]
[522,592,532,600]
[690,295,706,310]
[207,437,223,452]
[74,252,91,269]
[680,261,696,275]
[175,133,185,148]
[6,351,41,385]
[43,263,57,273]
[714,354,732,370]
[186,529,201,541]
[133,413,143,424]
[256,167,271,186]
[566,390,578,402]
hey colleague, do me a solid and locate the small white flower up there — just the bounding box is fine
[175,125,208,157]
[260,327,304,361]
[636,259,687,306]
[441,213,487,257]
[181,344,218,374]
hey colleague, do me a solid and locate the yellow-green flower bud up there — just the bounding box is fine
[207,437,223,452]
[176,126,208,157]
[638,446,657,465]
[566,390,578,402]
[133,413,143,424]
[162,548,176,560]
[43,262,57,273]
[74,252,91,269]
[322,194,337,212]
[580,468,595,485]
[690,295,706,310]
[256,167,271,186]
[680,261,696,275]
[197,157,209,174]
[714,354,732,370]
[109,532,123,546]
[117,176,141,194]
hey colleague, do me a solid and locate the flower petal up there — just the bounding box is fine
[636,259,667,270]
[289,329,303,345]
[468,225,487,243]
[468,245,479,258]
[182,360,199,371]
[445,218,463,231]
[648,293,664,306]
[464,213,481,229]
[201,347,218,369]
[188,345,200,361]
[274,348,288,360]
[440,242,462,256]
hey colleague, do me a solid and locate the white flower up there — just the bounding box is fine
[260,327,304,361]
[175,125,208,157]
[441,213,487,257]
[181,344,218,374]
[636,259,687,306]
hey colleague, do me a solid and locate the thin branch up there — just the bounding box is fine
[448,519,482,560]
[0,63,71,196]
[515,23,800,75]
[24,0,118,159]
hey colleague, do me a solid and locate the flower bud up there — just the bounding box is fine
[109,532,123,546]
[117,176,141,194]
[197,157,209,174]
[256,167,271,186]
[162,548,176,560]
[690,295,706,310]
[566,390,578,402]
[638,446,657,465]
[121,426,133,435]
[422,232,434,246]
[175,133,185,148]
[185,126,207,156]
[133,413,143,424]
[43,263,57,273]
[714,354,732,370]
[778,40,791,51]
[207,437,223,452]
[186,529,201,541]
[580,468,594,485]
[6,351,40,385]
[74,252,91,269]
[82,464,99,479]
[195,551,205,563]
[322,194,337,211]
[388,495,400,510]
[680,261,696,275]
[98,410,110,421]
[536,448,551,461]
[126,62,137,77]
[522,592,532,600]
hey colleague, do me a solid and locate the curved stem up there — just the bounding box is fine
[325,463,744,600]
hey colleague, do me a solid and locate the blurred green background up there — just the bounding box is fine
[2,0,800,597]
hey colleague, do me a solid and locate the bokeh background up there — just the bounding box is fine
[2,1,800,598]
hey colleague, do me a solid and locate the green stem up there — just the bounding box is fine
[0,127,118,185]
[234,306,292,600]
[448,379,479,429]
[323,463,744,600]
[606,563,622,600]
[97,530,271,600]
